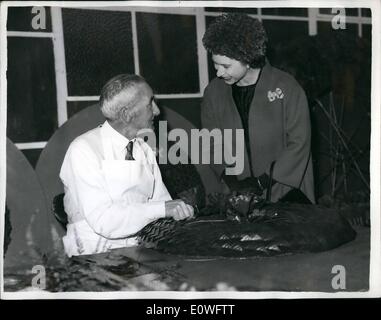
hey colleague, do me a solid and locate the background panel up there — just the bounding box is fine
[7,37,57,143]
[137,12,199,94]
[7,6,52,32]
[63,8,135,96]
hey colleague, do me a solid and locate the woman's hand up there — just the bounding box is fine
[222,174,263,196]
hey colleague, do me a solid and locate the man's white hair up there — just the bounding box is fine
[99,74,147,121]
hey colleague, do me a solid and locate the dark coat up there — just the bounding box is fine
[201,62,315,203]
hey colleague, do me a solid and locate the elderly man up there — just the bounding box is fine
[60,74,194,257]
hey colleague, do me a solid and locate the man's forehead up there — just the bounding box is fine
[129,82,152,95]
[118,83,152,104]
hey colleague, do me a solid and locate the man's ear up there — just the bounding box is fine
[121,107,133,123]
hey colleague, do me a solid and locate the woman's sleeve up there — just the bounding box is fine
[271,83,312,188]
[200,86,226,178]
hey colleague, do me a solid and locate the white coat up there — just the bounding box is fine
[60,121,171,257]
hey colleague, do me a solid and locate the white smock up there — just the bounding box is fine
[60,121,171,257]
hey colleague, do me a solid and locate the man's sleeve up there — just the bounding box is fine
[60,141,166,239]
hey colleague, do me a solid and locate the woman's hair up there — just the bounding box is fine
[202,13,268,68]
[99,74,147,121]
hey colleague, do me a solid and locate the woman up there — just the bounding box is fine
[201,13,315,203]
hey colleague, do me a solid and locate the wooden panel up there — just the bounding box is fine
[35,104,105,238]
[5,138,51,268]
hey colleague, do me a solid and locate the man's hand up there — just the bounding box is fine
[165,199,194,221]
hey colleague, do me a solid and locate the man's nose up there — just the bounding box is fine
[152,101,160,116]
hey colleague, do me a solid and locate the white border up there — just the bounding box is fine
[51,6,68,126]
[15,142,47,149]
[369,0,381,296]
[1,0,380,299]
[0,0,8,301]
[7,31,53,37]
[131,10,140,75]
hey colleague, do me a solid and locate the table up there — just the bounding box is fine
[111,225,370,292]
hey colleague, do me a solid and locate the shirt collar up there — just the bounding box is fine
[102,120,135,152]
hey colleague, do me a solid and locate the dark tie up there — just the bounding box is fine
[125,141,135,160]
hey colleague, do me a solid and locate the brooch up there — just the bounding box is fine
[267,88,284,102]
